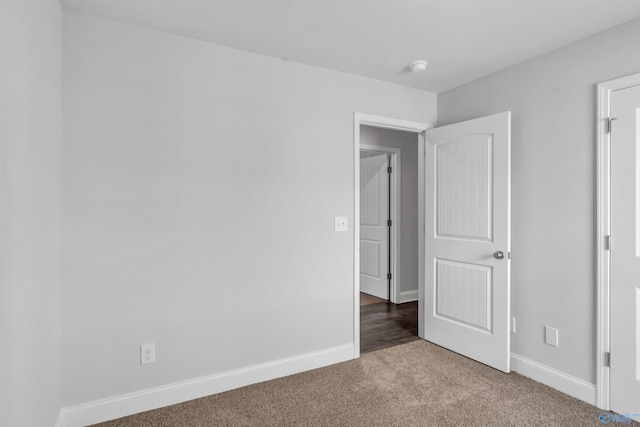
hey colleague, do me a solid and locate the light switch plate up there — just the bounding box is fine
[334,216,348,232]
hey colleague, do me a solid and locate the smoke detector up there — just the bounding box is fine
[409,60,428,72]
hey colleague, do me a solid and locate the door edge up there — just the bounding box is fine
[596,71,640,410]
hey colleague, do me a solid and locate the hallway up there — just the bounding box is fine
[360,293,419,353]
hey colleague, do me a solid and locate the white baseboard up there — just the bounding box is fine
[398,290,419,303]
[511,353,596,406]
[59,344,354,427]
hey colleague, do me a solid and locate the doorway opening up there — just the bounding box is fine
[359,125,421,353]
[353,113,429,358]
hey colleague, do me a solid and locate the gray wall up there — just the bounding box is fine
[62,13,436,406]
[0,1,63,426]
[360,127,419,301]
[439,18,640,384]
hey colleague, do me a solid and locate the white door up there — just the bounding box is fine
[423,112,511,372]
[610,84,640,418]
[360,154,390,300]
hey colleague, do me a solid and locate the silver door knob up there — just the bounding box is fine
[493,251,505,260]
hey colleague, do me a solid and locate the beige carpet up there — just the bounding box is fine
[92,340,633,427]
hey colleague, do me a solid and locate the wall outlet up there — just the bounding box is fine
[334,216,348,232]
[511,316,516,334]
[544,326,559,347]
[140,343,156,365]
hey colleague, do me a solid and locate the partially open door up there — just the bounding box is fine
[423,112,511,373]
[360,153,390,300]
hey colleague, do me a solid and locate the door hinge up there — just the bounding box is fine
[387,273,392,280]
[387,219,392,227]
[604,352,611,367]
[387,166,392,174]
[607,117,617,134]
[605,235,611,251]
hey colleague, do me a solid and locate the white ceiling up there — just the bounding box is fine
[60,0,640,93]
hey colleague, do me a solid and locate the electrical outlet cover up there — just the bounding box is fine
[140,343,156,365]
[334,216,348,232]
[544,327,559,347]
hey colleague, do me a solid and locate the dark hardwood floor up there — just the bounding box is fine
[360,297,419,354]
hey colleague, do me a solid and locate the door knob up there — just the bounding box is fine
[493,251,505,260]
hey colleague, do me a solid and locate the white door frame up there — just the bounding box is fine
[354,112,432,358]
[596,71,640,410]
[360,144,400,303]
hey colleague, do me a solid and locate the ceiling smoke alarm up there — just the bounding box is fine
[409,60,428,72]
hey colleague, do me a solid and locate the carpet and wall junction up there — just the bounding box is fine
[92,340,627,427]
